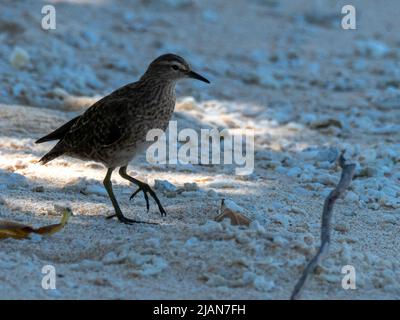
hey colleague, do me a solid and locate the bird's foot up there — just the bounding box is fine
[129,182,167,217]
[106,213,157,225]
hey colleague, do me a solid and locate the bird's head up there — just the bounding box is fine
[142,53,210,84]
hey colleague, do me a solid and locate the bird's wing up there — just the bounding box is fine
[61,96,135,150]
[35,81,139,145]
[66,81,141,134]
[35,115,81,144]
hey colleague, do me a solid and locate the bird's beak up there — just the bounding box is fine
[187,70,210,83]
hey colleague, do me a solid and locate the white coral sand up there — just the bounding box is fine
[0,0,399,299]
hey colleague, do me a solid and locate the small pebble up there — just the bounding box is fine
[183,182,199,192]
[154,179,177,192]
[9,47,30,69]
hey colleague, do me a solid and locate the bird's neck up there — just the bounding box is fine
[139,76,177,97]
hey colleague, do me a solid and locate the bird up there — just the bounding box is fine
[36,53,210,224]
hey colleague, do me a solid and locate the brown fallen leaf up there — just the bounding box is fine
[215,199,252,226]
[0,208,72,240]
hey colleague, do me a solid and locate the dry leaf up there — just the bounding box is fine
[215,199,252,226]
[0,208,72,240]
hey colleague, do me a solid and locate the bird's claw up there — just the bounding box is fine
[130,186,150,212]
[106,213,157,225]
[129,183,167,217]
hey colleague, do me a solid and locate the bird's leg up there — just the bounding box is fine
[103,168,155,225]
[118,166,167,217]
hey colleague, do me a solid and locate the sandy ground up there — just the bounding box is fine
[0,0,399,299]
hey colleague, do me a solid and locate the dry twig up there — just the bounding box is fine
[290,153,356,300]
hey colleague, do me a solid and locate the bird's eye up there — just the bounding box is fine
[171,65,179,71]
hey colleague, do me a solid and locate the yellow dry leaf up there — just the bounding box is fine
[0,208,72,240]
[0,221,33,239]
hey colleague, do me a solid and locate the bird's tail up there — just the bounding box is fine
[38,146,65,165]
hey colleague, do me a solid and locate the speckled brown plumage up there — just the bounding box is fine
[40,80,176,168]
[36,53,210,224]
